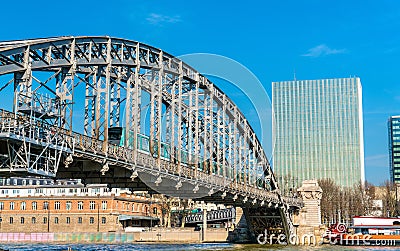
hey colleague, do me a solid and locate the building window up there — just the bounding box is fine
[43,201,49,210]
[0,202,4,210]
[66,217,70,224]
[101,201,107,210]
[9,202,14,210]
[89,217,94,224]
[89,201,96,210]
[43,217,47,224]
[78,201,84,210]
[20,217,24,224]
[54,217,59,224]
[101,217,106,224]
[54,201,60,210]
[66,201,72,210]
[32,217,36,224]
[153,207,157,215]
[20,201,26,210]
[32,201,37,210]
[78,217,82,224]
[9,217,13,224]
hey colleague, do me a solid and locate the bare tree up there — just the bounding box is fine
[382,180,396,217]
[318,179,376,225]
[154,195,173,227]
[180,199,190,228]
[318,179,339,224]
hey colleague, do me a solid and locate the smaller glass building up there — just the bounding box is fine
[389,115,400,183]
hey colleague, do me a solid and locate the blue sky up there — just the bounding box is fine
[1,0,399,185]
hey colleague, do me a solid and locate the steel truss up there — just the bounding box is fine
[0,36,301,238]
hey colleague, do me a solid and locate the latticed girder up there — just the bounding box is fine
[0,36,301,238]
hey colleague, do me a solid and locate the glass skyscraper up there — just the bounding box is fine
[389,115,400,183]
[272,77,365,192]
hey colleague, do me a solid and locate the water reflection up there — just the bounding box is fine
[1,243,400,251]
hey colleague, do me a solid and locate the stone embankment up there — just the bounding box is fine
[0,228,229,243]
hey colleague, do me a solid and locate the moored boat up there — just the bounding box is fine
[324,216,400,246]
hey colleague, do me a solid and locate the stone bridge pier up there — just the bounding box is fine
[294,180,324,244]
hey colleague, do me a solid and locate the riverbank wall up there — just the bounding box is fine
[0,228,229,243]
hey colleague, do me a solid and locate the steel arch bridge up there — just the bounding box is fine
[0,36,301,241]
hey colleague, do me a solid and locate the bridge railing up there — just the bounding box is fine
[185,207,236,224]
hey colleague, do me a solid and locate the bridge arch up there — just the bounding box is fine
[0,36,301,240]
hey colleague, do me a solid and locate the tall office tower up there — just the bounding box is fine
[272,77,365,193]
[389,115,400,183]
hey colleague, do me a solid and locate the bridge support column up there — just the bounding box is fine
[202,202,207,242]
[295,180,324,244]
[297,180,322,227]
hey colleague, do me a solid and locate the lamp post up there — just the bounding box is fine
[150,194,153,230]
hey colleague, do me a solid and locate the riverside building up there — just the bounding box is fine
[0,177,160,233]
[272,77,365,193]
[389,115,400,183]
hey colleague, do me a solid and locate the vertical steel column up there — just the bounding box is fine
[110,67,121,128]
[149,50,163,168]
[251,133,257,187]
[167,75,176,163]
[176,62,183,170]
[130,43,142,149]
[221,102,227,179]
[13,45,32,115]
[149,61,156,155]
[228,119,234,181]
[94,39,111,142]
[207,84,214,174]
[238,129,244,184]
[84,41,95,137]
[243,124,250,186]
[193,76,200,176]
[125,66,141,150]
[103,38,112,144]
[56,39,75,132]
[216,105,222,176]
[187,80,194,167]
[56,65,75,133]
[94,66,102,139]
[156,51,164,167]
[233,111,239,184]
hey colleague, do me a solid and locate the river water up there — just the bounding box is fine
[0,243,400,251]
